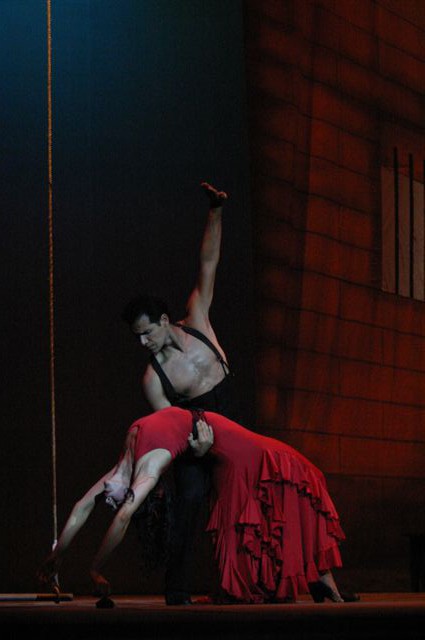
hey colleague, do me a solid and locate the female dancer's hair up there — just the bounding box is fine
[131,477,173,571]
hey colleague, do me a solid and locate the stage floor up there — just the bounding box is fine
[1,593,425,639]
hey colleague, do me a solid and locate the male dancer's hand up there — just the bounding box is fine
[188,419,214,457]
[201,182,228,208]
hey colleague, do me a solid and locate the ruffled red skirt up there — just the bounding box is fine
[206,447,344,603]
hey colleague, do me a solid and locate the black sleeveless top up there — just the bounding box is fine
[150,324,237,421]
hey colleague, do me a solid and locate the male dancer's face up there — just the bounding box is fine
[132,313,169,354]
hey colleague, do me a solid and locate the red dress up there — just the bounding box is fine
[132,407,345,603]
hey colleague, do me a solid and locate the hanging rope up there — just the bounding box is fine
[47,0,58,546]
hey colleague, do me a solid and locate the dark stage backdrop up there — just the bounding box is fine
[0,1,253,594]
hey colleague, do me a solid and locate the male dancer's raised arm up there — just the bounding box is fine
[141,182,228,414]
[185,182,228,332]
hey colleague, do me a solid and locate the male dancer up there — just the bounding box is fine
[121,182,237,605]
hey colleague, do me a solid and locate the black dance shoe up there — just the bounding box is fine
[309,581,360,603]
[340,590,360,602]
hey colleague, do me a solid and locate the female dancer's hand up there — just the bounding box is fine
[188,419,214,457]
[37,552,62,588]
[90,568,111,597]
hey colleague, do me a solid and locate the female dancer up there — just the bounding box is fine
[38,407,350,603]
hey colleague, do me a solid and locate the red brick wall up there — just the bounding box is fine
[245,0,425,591]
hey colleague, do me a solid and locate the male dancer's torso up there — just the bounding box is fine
[150,324,237,420]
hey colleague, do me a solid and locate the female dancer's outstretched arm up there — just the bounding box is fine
[38,448,172,594]
[38,467,117,586]
[89,448,171,594]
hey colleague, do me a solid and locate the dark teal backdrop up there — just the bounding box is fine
[0,0,253,594]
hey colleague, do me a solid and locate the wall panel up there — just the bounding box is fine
[245,0,425,591]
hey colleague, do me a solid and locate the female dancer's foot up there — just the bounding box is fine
[311,571,343,602]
